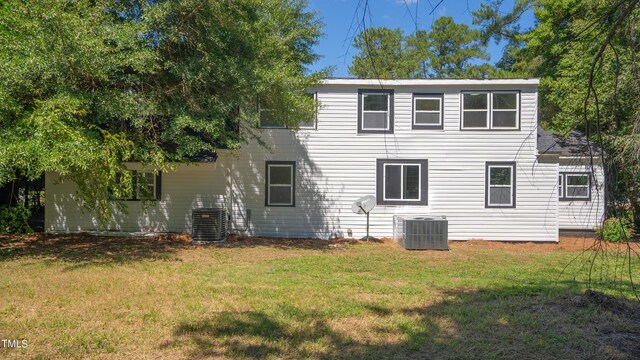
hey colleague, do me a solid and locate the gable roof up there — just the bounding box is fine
[537,126,603,157]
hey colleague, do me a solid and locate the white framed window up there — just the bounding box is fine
[462,91,520,130]
[492,92,519,129]
[376,159,428,205]
[486,162,516,208]
[560,173,590,201]
[114,170,161,201]
[258,104,284,128]
[462,92,489,129]
[299,92,317,130]
[358,90,394,133]
[265,161,295,206]
[413,94,443,129]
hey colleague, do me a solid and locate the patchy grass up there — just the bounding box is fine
[0,234,639,359]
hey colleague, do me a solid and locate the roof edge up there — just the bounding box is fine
[319,78,540,86]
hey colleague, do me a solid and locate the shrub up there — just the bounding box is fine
[597,218,633,243]
[0,204,33,234]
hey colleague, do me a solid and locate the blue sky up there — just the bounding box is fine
[306,0,536,77]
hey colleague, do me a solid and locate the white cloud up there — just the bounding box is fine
[396,0,419,5]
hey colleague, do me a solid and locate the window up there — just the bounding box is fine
[358,89,394,134]
[299,92,317,130]
[265,161,295,206]
[559,173,590,201]
[413,94,443,129]
[461,91,520,130]
[486,162,516,208]
[376,159,428,205]
[259,93,317,129]
[258,104,284,128]
[114,170,162,201]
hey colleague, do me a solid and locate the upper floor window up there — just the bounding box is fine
[462,91,519,130]
[258,104,283,128]
[298,92,317,130]
[413,94,443,129]
[358,89,394,134]
[376,159,428,205]
[559,172,590,201]
[259,93,317,130]
[485,162,516,208]
[265,161,296,207]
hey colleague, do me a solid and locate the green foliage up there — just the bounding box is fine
[348,17,493,79]
[597,218,633,243]
[0,204,33,234]
[474,0,640,228]
[349,27,420,79]
[0,0,323,226]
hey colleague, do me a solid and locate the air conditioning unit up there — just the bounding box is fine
[393,215,448,250]
[192,208,226,242]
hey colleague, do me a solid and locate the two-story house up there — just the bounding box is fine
[45,79,605,242]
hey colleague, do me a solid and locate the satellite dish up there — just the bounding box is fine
[351,195,376,241]
[351,195,376,215]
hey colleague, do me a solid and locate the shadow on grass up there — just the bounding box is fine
[164,286,640,359]
[0,233,190,266]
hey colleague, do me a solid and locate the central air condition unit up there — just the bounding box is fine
[393,215,448,250]
[192,208,226,242]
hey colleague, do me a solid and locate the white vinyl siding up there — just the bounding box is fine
[45,162,227,233]
[558,160,605,230]
[47,80,565,242]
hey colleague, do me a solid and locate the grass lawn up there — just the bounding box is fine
[1,234,639,359]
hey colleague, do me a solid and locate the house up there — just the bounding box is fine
[45,78,605,242]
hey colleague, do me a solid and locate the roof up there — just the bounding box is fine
[320,78,540,86]
[537,126,603,157]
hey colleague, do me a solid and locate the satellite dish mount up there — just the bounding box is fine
[351,195,376,241]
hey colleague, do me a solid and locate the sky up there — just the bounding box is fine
[306,0,536,77]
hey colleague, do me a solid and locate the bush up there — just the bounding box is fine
[0,204,33,234]
[597,218,633,243]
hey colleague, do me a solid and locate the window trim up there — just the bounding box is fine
[461,91,521,131]
[116,170,162,201]
[558,175,564,199]
[485,162,516,208]
[358,89,394,134]
[376,159,428,206]
[412,93,444,130]
[265,161,296,207]
[298,91,318,130]
[559,172,591,201]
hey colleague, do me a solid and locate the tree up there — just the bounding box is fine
[348,27,420,78]
[0,0,323,224]
[425,17,490,78]
[348,17,492,79]
[475,0,640,229]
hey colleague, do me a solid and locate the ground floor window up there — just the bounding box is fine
[559,172,590,201]
[376,159,428,205]
[114,170,161,201]
[486,162,516,208]
[265,161,296,206]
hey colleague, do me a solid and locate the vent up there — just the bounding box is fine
[393,215,448,250]
[192,208,226,242]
